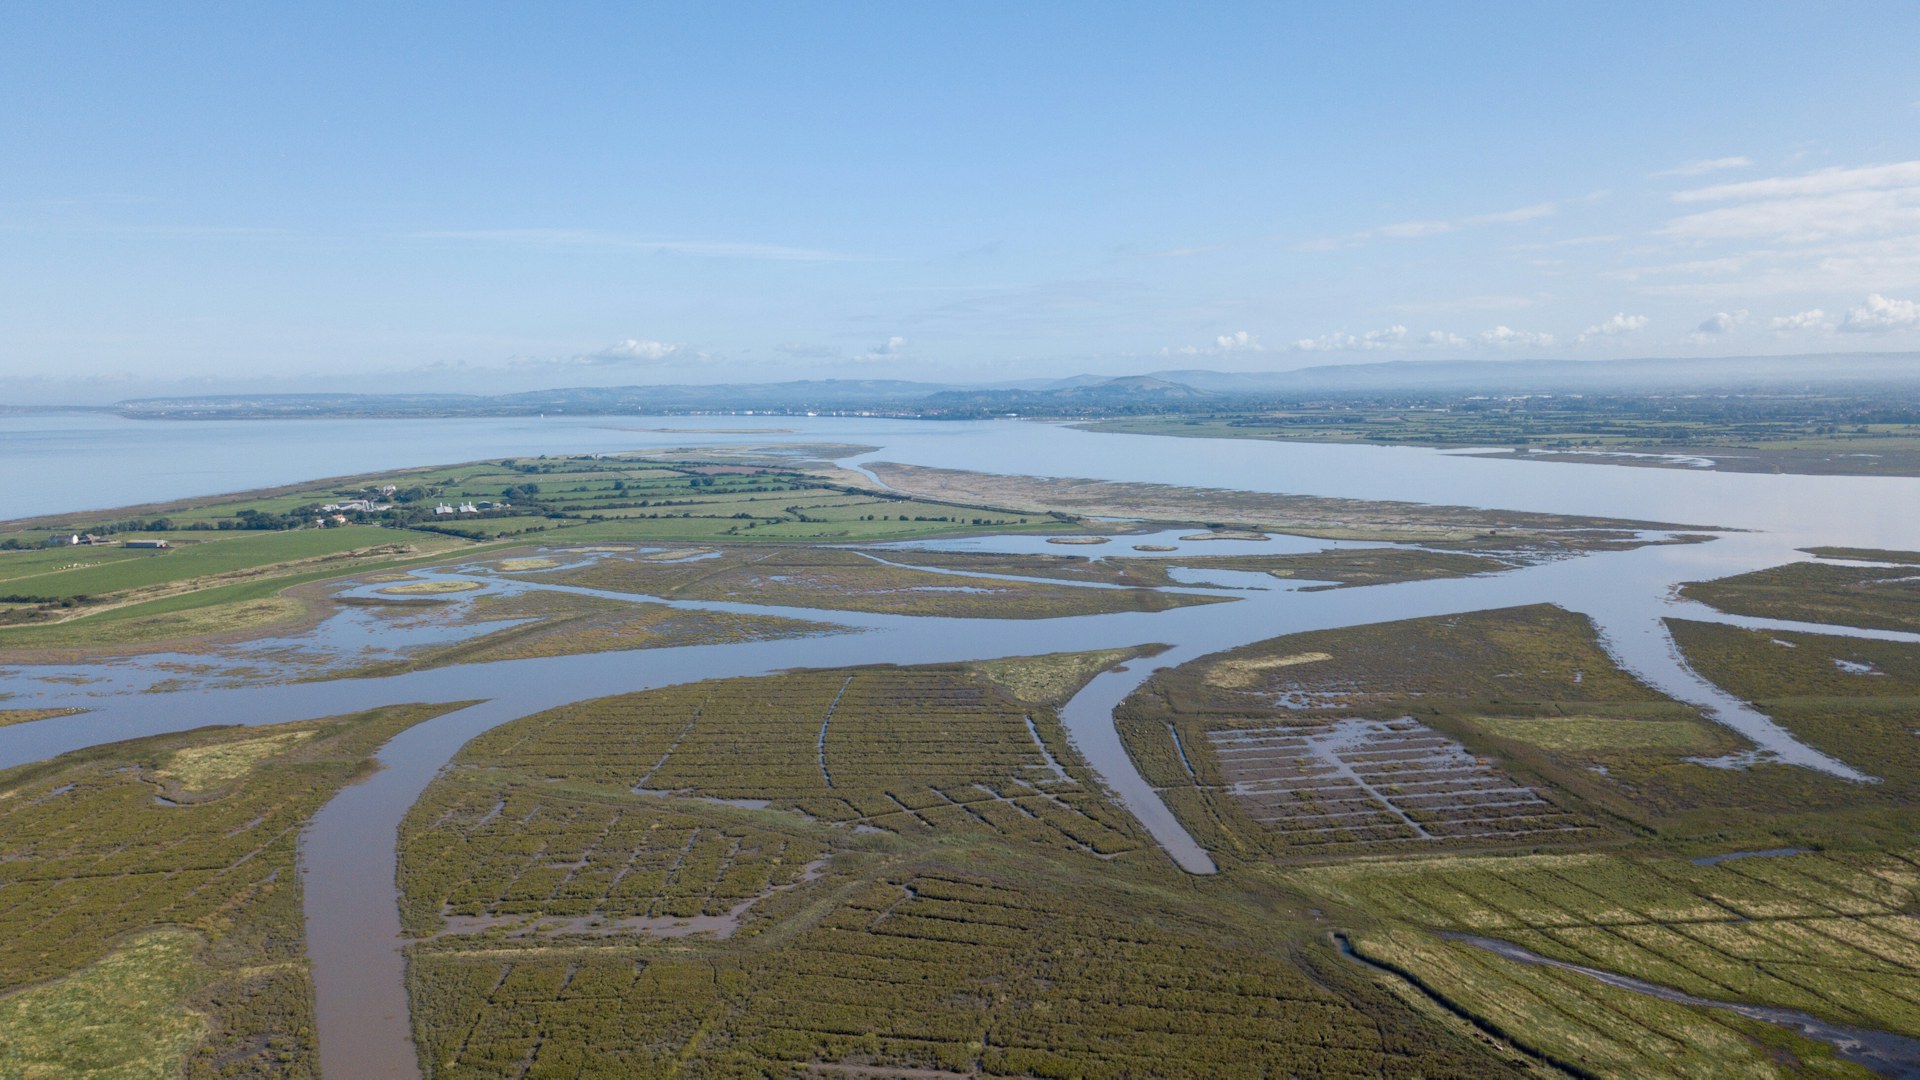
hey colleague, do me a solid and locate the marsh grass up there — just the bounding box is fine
[0,930,208,1080]
[524,546,1229,619]
[1297,846,1920,1073]
[0,701,458,1077]
[399,656,1524,1078]
[337,589,839,678]
[1682,560,1920,633]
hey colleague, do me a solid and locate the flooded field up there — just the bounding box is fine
[1207,717,1587,849]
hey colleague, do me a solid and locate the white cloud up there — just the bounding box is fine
[1479,325,1556,348]
[1838,293,1920,333]
[1652,156,1753,179]
[1215,330,1263,352]
[857,335,910,362]
[1578,312,1649,342]
[1290,325,1407,352]
[1694,310,1748,335]
[594,338,681,363]
[1423,330,1470,348]
[1769,308,1831,333]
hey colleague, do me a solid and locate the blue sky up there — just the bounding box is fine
[3,1,1919,400]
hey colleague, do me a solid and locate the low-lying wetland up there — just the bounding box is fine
[0,701,456,1078]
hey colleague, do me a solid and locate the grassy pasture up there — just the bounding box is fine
[0,527,397,597]
[0,453,1072,656]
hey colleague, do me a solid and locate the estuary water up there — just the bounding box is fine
[8,410,1920,545]
[4,412,1920,1076]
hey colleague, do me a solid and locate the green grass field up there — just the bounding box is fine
[0,453,1082,656]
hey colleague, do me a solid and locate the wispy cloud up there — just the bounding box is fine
[1299,201,1557,251]
[1674,161,1920,203]
[1631,160,1920,302]
[410,228,873,262]
[1652,156,1753,178]
[1391,294,1539,314]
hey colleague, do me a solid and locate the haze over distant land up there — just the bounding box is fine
[62,352,1920,420]
[3,5,1919,398]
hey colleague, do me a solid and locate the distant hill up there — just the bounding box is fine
[112,353,1920,419]
[1150,352,1920,393]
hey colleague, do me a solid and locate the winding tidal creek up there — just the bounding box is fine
[4,418,1920,1076]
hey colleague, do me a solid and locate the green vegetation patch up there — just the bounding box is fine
[1342,925,1862,1078]
[1803,547,1920,566]
[1295,846,1920,1067]
[522,545,1229,619]
[878,545,1514,590]
[1113,605,1756,864]
[0,930,208,1080]
[337,588,839,678]
[1081,397,1920,478]
[0,452,1068,657]
[1664,620,1920,832]
[0,701,457,1077]
[378,579,483,595]
[1681,560,1920,633]
[0,707,85,729]
[435,664,1141,850]
[400,658,1525,1078]
[863,461,1703,550]
[971,645,1162,708]
[1471,715,1721,753]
